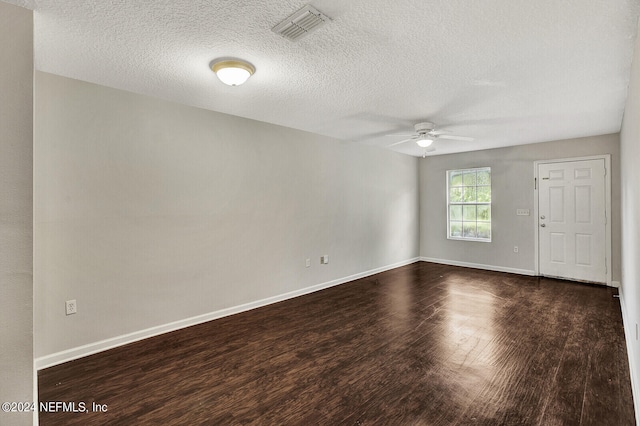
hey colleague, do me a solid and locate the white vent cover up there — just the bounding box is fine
[272,4,330,41]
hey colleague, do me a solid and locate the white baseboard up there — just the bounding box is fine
[420,257,536,276]
[36,257,421,370]
[617,287,640,425]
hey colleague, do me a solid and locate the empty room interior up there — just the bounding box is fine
[3,0,640,425]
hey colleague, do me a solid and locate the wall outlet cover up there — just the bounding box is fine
[65,299,77,315]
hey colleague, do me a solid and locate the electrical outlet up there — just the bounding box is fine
[514,246,519,253]
[65,299,77,316]
[305,258,311,268]
[321,255,329,264]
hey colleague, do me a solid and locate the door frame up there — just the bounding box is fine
[533,154,612,286]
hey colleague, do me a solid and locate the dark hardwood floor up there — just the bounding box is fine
[38,262,635,425]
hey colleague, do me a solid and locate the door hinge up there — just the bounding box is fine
[534,177,537,190]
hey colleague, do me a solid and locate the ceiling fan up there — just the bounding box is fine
[388,122,473,153]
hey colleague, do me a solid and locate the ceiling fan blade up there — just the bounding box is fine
[438,134,474,141]
[429,130,450,135]
[388,137,417,147]
[387,132,415,137]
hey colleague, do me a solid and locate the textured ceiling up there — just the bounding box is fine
[8,0,640,156]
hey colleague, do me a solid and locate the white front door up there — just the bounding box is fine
[538,159,607,284]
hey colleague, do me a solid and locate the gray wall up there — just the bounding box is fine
[620,17,640,419]
[419,134,621,281]
[34,72,420,359]
[0,2,33,426]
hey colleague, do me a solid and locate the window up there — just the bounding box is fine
[447,167,491,241]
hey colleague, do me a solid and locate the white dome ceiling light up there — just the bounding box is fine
[415,135,433,148]
[211,59,255,86]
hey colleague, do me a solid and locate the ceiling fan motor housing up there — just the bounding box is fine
[414,122,435,134]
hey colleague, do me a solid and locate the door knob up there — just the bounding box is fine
[540,215,545,219]
[540,223,546,227]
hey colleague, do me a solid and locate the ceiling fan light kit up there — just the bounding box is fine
[211,59,255,86]
[416,135,433,147]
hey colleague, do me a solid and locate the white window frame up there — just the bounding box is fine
[446,167,492,242]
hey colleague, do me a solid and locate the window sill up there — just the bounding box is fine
[447,236,492,243]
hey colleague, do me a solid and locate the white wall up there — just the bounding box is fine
[34,72,420,362]
[620,17,640,421]
[0,2,33,426]
[419,134,621,280]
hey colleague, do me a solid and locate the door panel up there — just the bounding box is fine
[575,234,591,265]
[538,159,606,283]
[549,233,566,263]
[575,186,591,223]
[549,186,565,222]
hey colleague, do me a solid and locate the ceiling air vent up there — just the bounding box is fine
[272,4,330,41]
